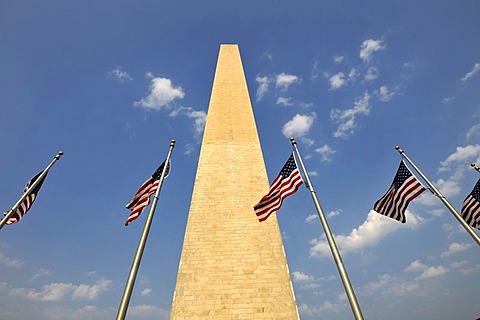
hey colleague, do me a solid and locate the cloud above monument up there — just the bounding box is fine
[134,75,185,110]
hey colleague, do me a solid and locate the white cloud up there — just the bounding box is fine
[292,271,315,282]
[334,55,344,64]
[275,72,301,91]
[359,39,386,62]
[282,113,316,138]
[376,85,398,102]
[184,143,196,156]
[9,280,111,302]
[364,274,419,296]
[466,123,480,140]
[308,170,318,176]
[310,210,421,258]
[305,214,317,223]
[405,260,428,272]
[441,242,473,258]
[255,75,271,102]
[276,97,294,106]
[169,107,207,137]
[461,62,480,83]
[0,251,23,268]
[327,209,342,218]
[141,288,152,296]
[301,137,315,146]
[328,72,346,91]
[364,67,379,81]
[134,77,185,110]
[416,265,448,280]
[107,67,133,82]
[72,279,111,300]
[331,92,371,138]
[442,97,455,104]
[315,144,336,162]
[439,145,480,172]
[12,283,75,301]
[260,51,273,61]
[29,268,52,282]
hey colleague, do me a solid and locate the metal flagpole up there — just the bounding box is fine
[0,151,64,230]
[396,146,480,246]
[116,139,175,320]
[471,163,480,174]
[290,138,364,320]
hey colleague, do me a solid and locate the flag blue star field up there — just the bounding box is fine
[4,171,47,225]
[461,178,480,229]
[125,160,170,226]
[373,161,426,223]
[254,153,304,222]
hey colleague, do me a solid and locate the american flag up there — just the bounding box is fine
[254,153,304,222]
[461,178,480,229]
[125,160,170,226]
[5,171,47,225]
[373,160,426,223]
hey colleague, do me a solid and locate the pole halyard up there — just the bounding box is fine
[290,138,364,320]
[396,146,480,246]
[116,140,176,320]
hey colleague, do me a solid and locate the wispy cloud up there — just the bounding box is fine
[364,67,379,81]
[282,113,316,138]
[376,85,398,102]
[134,75,185,110]
[141,288,152,296]
[441,242,473,258]
[169,106,206,138]
[315,144,336,162]
[292,271,315,282]
[276,97,294,106]
[333,55,344,64]
[328,72,346,91]
[359,39,386,62]
[461,63,480,83]
[466,123,480,140]
[107,66,133,82]
[275,72,301,91]
[9,280,112,302]
[330,92,371,138]
[438,144,480,172]
[0,251,23,268]
[255,75,271,102]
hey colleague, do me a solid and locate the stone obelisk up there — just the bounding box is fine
[170,44,299,319]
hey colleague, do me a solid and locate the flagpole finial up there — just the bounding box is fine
[290,137,297,145]
[471,163,476,167]
[170,140,176,147]
[55,151,64,160]
[395,146,404,154]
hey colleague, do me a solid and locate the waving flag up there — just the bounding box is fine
[125,160,170,226]
[374,160,426,223]
[4,172,47,225]
[461,179,480,229]
[254,153,303,222]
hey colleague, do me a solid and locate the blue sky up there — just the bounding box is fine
[1,1,479,319]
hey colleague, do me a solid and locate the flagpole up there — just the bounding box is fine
[116,139,175,320]
[0,151,64,230]
[471,163,480,174]
[396,146,480,246]
[290,138,364,320]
